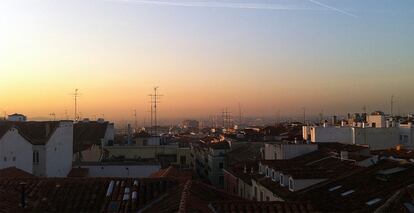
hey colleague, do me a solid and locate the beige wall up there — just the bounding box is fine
[104,145,191,166]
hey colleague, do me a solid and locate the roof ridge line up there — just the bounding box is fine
[178,180,192,213]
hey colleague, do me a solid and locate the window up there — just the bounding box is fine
[266,167,269,177]
[271,170,276,181]
[366,198,381,206]
[280,174,284,186]
[266,196,270,201]
[3,157,6,162]
[329,185,342,192]
[219,176,224,185]
[260,191,264,201]
[254,187,257,200]
[341,190,355,197]
[33,151,39,164]
[289,178,294,191]
[219,162,224,169]
[12,156,16,162]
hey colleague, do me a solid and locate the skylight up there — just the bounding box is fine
[366,198,381,206]
[329,185,342,192]
[341,190,355,196]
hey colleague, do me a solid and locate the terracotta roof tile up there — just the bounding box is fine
[0,121,60,145]
[0,167,35,178]
[0,177,177,212]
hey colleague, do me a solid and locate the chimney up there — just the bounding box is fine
[340,151,348,161]
[19,182,26,208]
[45,123,50,137]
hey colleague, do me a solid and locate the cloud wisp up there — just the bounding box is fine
[106,0,357,18]
[308,0,358,18]
[107,0,325,11]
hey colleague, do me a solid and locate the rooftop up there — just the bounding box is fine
[0,177,177,213]
[294,160,414,212]
[0,121,60,145]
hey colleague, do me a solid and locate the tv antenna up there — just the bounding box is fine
[49,113,56,121]
[149,87,162,136]
[133,109,138,132]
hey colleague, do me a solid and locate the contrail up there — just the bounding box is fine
[107,0,325,11]
[308,0,358,18]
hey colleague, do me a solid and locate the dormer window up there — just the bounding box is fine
[280,174,284,186]
[289,178,294,191]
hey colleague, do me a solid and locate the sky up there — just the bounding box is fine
[0,0,414,124]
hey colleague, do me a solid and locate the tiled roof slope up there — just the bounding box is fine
[143,180,242,213]
[0,167,35,178]
[0,121,60,145]
[73,121,108,153]
[294,160,414,212]
[0,177,177,213]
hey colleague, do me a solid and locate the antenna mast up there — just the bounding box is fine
[238,103,242,125]
[149,87,162,136]
[71,89,80,122]
[134,109,138,133]
[303,107,306,124]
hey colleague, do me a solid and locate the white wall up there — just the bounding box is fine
[45,122,73,177]
[32,145,46,176]
[264,143,317,160]
[353,127,399,150]
[276,144,318,160]
[310,126,353,143]
[399,123,414,149]
[0,128,33,174]
[367,115,385,128]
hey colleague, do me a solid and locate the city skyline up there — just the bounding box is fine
[1,0,413,121]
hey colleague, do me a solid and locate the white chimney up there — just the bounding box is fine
[340,151,349,161]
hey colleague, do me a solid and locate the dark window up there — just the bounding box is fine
[219,176,224,185]
[33,151,39,164]
[180,156,186,165]
[266,196,270,201]
[219,162,224,169]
